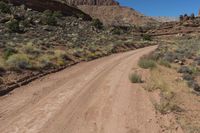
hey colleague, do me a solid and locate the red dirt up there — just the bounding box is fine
[0,46,182,133]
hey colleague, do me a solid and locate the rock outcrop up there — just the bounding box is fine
[61,0,119,6]
[78,5,157,26]
[5,0,92,20]
[56,0,157,26]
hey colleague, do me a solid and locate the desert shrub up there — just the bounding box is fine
[53,50,68,66]
[53,11,63,18]
[138,58,156,69]
[92,19,103,29]
[6,54,31,70]
[142,34,152,41]
[42,10,57,26]
[3,47,17,59]
[43,10,52,16]
[187,80,200,92]
[179,15,184,21]
[190,13,195,20]
[129,72,143,83]
[37,55,54,69]
[155,102,183,114]
[182,74,194,81]
[190,66,200,75]
[184,14,189,20]
[0,1,11,14]
[178,66,192,74]
[111,27,122,35]
[163,52,175,62]
[150,52,161,61]
[159,59,171,68]
[46,16,57,25]
[6,19,20,32]
[23,42,41,57]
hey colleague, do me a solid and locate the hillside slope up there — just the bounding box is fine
[78,5,157,26]
[3,0,92,20]
[0,1,156,95]
[58,0,157,26]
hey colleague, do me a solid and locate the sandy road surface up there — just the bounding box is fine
[0,46,168,133]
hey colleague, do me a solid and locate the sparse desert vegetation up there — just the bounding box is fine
[129,72,143,83]
[138,57,156,69]
[0,0,200,133]
[0,1,157,94]
[151,37,200,93]
[138,35,200,132]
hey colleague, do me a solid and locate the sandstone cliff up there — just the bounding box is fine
[5,0,92,20]
[78,5,157,26]
[57,0,157,26]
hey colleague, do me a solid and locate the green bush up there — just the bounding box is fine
[53,11,63,18]
[53,50,68,66]
[92,19,103,29]
[138,58,156,69]
[43,10,52,16]
[159,59,171,68]
[111,27,121,35]
[7,19,20,32]
[46,16,57,25]
[142,34,152,41]
[37,55,54,69]
[182,74,194,81]
[178,66,192,74]
[0,1,11,14]
[42,10,57,26]
[129,72,143,83]
[6,54,31,70]
[3,47,17,59]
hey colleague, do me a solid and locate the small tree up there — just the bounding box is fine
[0,1,11,14]
[179,15,184,21]
[42,10,57,26]
[184,14,189,20]
[7,19,20,32]
[142,34,152,41]
[190,13,195,20]
[92,19,103,29]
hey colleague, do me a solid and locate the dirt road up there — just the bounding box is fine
[0,46,167,133]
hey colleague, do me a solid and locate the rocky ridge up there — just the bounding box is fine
[62,0,119,6]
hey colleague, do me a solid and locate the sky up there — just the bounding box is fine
[117,0,200,17]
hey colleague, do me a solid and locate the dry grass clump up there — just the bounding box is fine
[129,72,143,83]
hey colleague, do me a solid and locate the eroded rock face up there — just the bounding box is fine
[78,5,157,26]
[62,0,119,6]
[5,0,92,20]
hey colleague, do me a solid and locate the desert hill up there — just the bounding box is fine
[59,0,158,26]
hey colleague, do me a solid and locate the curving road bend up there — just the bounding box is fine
[0,46,168,133]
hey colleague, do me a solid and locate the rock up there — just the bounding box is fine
[42,25,54,31]
[178,60,184,65]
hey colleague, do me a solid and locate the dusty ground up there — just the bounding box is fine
[0,46,182,133]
